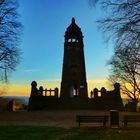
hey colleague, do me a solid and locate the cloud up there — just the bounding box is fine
[87,79,107,84]
[45,79,61,82]
[38,79,61,83]
[23,69,40,72]
[87,79,109,91]
[38,79,107,86]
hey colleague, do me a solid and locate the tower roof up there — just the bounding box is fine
[65,18,82,37]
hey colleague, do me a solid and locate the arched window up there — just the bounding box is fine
[67,38,78,43]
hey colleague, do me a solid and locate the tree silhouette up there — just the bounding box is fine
[89,0,140,111]
[109,46,140,111]
[89,0,140,51]
[0,0,22,83]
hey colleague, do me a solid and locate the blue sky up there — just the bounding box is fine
[7,0,113,96]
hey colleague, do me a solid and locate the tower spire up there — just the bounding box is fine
[60,18,88,99]
[72,17,75,24]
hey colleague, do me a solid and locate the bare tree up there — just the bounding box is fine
[0,0,22,83]
[89,0,140,59]
[89,0,140,110]
[109,47,140,111]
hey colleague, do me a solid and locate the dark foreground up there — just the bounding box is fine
[0,111,140,140]
[0,110,140,128]
[0,126,140,140]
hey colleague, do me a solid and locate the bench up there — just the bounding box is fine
[122,115,140,126]
[76,115,108,127]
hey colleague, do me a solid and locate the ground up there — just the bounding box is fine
[0,110,140,140]
[0,110,140,128]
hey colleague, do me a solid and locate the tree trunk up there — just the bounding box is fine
[127,101,137,112]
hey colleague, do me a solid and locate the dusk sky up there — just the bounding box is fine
[6,0,113,96]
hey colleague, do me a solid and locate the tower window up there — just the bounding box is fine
[68,38,78,43]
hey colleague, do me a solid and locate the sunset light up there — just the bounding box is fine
[3,0,113,97]
[1,1,140,138]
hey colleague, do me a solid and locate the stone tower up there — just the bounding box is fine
[60,18,88,99]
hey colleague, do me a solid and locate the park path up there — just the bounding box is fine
[0,110,139,128]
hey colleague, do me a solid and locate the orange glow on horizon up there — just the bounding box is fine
[1,84,30,96]
[1,79,128,99]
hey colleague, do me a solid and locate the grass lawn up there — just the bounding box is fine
[0,126,140,140]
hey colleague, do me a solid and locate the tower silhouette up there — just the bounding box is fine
[60,18,88,99]
[28,18,124,111]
